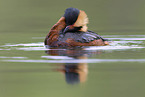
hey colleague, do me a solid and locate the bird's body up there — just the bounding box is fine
[44,8,109,47]
[58,30,107,47]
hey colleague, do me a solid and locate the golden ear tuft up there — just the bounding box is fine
[74,10,89,27]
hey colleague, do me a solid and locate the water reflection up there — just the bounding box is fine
[56,58,88,84]
[45,48,103,84]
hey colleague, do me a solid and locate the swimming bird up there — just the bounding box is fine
[44,7,109,47]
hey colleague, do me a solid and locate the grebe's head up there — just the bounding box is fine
[63,7,89,33]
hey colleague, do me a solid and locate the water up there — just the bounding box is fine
[1,0,145,97]
[1,36,145,63]
[0,34,145,97]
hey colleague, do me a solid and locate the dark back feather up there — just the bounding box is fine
[59,30,106,43]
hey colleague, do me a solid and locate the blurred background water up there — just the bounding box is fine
[0,0,145,97]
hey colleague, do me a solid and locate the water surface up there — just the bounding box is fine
[0,34,145,97]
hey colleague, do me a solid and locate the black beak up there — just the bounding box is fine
[63,26,70,34]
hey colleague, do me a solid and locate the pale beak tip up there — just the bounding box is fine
[63,26,70,34]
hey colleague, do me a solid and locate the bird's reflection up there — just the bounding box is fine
[45,48,102,84]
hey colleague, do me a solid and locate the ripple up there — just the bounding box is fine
[3,42,44,47]
[0,56,27,59]
[1,35,145,51]
[0,49,10,50]
[3,59,145,63]
[108,38,145,40]
[16,47,49,51]
[84,46,145,51]
[103,35,145,37]
[41,56,74,59]
[16,47,66,51]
